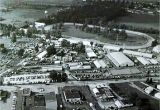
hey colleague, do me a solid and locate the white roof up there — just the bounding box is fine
[93,88,99,94]
[93,60,107,69]
[83,41,91,46]
[115,100,123,108]
[103,45,121,51]
[157,85,160,90]
[145,86,153,94]
[58,38,91,46]
[154,93,160,99]
[70,65,91,70]
[153,45,160,53]
[86,47,97,58]
[54,61,61,64]
[41,66,62,71]
[3,73,50,85]
[99,60,107,68]
[107,52,134,67]
[87,52,97,58]
[137,57,150,65]
[37,51,47,59]
[148,59,158,64]
[123,50,153,58]
[94,60,101,69]
[35,22,45,26]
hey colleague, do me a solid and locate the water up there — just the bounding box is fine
[0,0,60,27]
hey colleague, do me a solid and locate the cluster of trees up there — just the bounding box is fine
[61,39,85,53]
[46,45,57,57]
[61,39,70,47]
[0,23,40,44]
[109,23,159,35]
[103,28,128,40]
[146,78,153,84]
[55,1,127,24]
[49,70,68,82]
[38,15,56,25]
[76,24,101,34]
[17,49,25,57]
[71,42,85,54]
[26,27,38,38]
[0,23,16,36]
[151,40,158,47]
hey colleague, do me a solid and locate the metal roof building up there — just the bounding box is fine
[137,57,151,65]
[123,50,153,58]
[37,51,47,60]
[93,60,107,69]
[103,45,121,52]
[153,45,160,53]
[85,47,97,58]
[107,52,134,67]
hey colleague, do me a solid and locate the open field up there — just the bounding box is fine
[62,25,151,47]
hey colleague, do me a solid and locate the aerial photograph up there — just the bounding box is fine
[0,0,159,110]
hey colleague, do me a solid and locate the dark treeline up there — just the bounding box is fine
[55,1,128,24]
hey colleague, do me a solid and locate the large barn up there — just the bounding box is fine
[107,52,134,67]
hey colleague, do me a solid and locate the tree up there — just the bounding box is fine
[26,28,33,37]
[54,30,62,38]
[76,42,85,53]
[90,41,93,47]
[61,39,70,47]
[0,44,4,48]
[61,73,67,82]
[35,45,39,53]
[57,73,62,82]
[19,29,25,37]
[46,45,56,57]
[151,39,158,47]
[120,29,128,40]
[59,49,65,59]
[49,70,58,82]
[11,33,17,43]
[1,47,8,54]
[18,49,24,57]
[46,32,51,39]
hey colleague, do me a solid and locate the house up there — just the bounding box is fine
[35,22,45,31]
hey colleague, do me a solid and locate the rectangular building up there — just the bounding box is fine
[107,52,134,67]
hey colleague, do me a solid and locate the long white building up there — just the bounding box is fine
[3,73,50,85]
[107,52,134,67]
[137,57,151,65]
[123,50,153,58]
